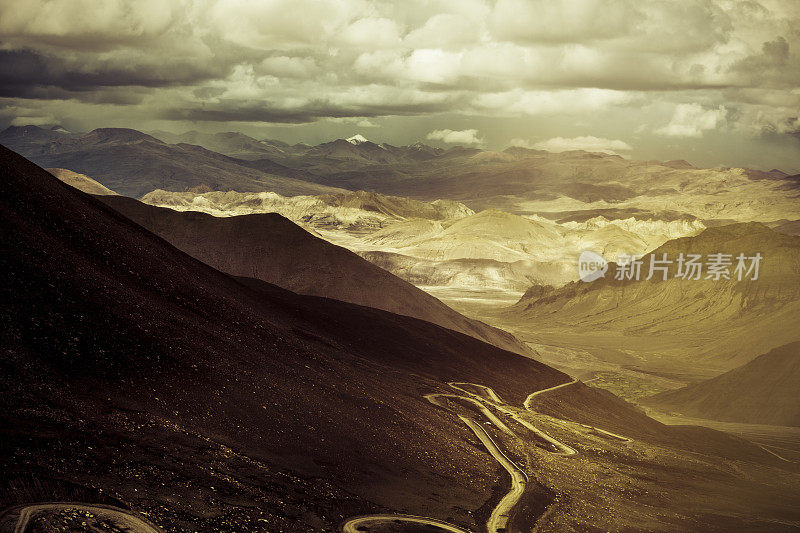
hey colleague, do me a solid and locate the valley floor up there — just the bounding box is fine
[646,412,800,464]
[422,285,800,470]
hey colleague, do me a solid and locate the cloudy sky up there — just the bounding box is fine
[1,0,799,170]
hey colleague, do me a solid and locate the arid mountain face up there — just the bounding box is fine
[45,168,118,195]
[140,188,474,232]
[95,195,532,355]
[9,124,797,300]
[22,126,799,374]
[645,342,800,427]
[149,130,292,160]
[142,189,707,291]
[503,223,800,374]
[240,142,799,224]
[6,125,797,226]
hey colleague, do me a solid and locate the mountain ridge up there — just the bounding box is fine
[0,126,345,197]
[645,341,800,427]
[95,194,533,355]
[502,223,800,372]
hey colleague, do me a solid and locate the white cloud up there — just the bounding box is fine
[655,104,727,137]
[259,56,319,79]
[427,128,484,145]
[488,0,730,54]
[531,136,633,155]
[0,0,176,43]
[404,13,480,49]
[405,49,464,84]
[10,114,56,126]
[207,0,367,50]
[489,0,634,44]
[509,138,536,149]
[338,17,402,48]
[327,117,379,128]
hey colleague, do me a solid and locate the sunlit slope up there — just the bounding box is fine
[359,211,702,289]
[645,342,800,426]
[141,188,707,289]
[505,223,800,371]
[401,210,562,262]
[142,188,473,232]
[286,145,799,223]
[46,168,119,195]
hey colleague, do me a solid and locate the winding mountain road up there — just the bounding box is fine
[522,379,580,410]
[4,503,163,533]
[342,377,632,532]
[5,379,627,533]
[450,382,578,456]
[519,378,631,443]
[341,514,470,533]
[458,416,528,533]
[424,393,514,435]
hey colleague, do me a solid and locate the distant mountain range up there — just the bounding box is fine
[5,125,799,232]
[149,129,447,164]
[0,126,344,197]
[148,129,294,160]
[140,188,474,232]
[140,189,708,290]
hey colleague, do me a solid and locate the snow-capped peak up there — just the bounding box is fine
[346,134,369,145]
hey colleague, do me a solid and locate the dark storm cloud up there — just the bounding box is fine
[162,104,325,124]
[730,36,800,88]
[0,47,233,97]
[161,96,466,124]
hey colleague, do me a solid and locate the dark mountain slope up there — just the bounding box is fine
[149,130,288,160]
[0,145,569,530]
[96,195,532,355]
[645,342,800,426]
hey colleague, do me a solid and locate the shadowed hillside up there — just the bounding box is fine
[645,342,800,426]
[0,144,575,530]
[96,195,532,355]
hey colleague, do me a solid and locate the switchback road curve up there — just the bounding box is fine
[342,377,631,532]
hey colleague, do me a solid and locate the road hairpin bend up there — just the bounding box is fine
[342,379,631,532]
